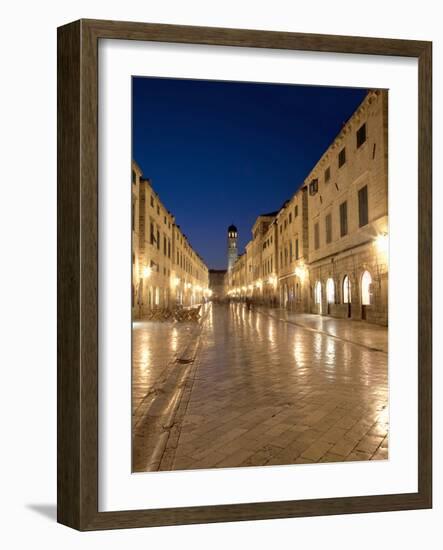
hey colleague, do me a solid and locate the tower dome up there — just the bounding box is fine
[228,224,237,234]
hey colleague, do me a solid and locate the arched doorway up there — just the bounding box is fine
[343,275,352,318]
[314,281,322,314]
[326,278,335,314]
[361,270,372,320]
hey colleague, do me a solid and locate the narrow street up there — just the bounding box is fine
[132,303,388,472]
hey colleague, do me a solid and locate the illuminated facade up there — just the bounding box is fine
[225,90,388,325]
[132,162,209,319]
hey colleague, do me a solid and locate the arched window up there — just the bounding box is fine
[343,275,351,304]
[361,271,372,305]
[314,281,322,304]
[326,278,335,304]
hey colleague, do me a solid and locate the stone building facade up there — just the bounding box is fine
[132,162,209,319]
[225,90,388,325]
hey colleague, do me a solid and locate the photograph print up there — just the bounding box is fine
[131,77,388,473]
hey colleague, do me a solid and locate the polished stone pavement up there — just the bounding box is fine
[132,303,388,472]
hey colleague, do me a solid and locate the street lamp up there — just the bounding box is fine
[143,265,152,278]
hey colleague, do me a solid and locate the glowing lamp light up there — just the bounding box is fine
[294,265,307,282]
[143,265,152,278]
[375,232,388,254]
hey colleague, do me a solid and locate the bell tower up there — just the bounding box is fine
[227,224,238,270]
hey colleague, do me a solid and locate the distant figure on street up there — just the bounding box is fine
[245,297,252,311]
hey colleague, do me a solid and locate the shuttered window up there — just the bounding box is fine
[324,166,330,182]
[340,201,348,237]
[358,185,369,227]
[325,213,332,244]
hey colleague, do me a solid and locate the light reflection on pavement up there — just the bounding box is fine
[132,303,388,471]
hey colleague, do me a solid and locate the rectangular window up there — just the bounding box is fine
[294,205,298,218]
[325,213,332,244]
[338,147,346,168]
[314,223,320,250]
[357,123,367,148]
[289,213,292,224]
[309,178,318,195]
[358,185,369,227]
[163,235,167,255]
[295,238,299,260]
[150,222,155,244]
[132,169,136,184]
[168,240,171,258]
[157,229,160,249]
[339,201,348,237]
[324,166,330,183]
[289,241,293,260]
[150,260,158,272]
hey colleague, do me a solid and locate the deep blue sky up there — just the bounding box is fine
[133,77,367,270]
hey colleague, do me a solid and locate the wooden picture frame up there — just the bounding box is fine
[57,19,432,530]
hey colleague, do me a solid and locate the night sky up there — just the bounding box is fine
[132,77,367,270]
